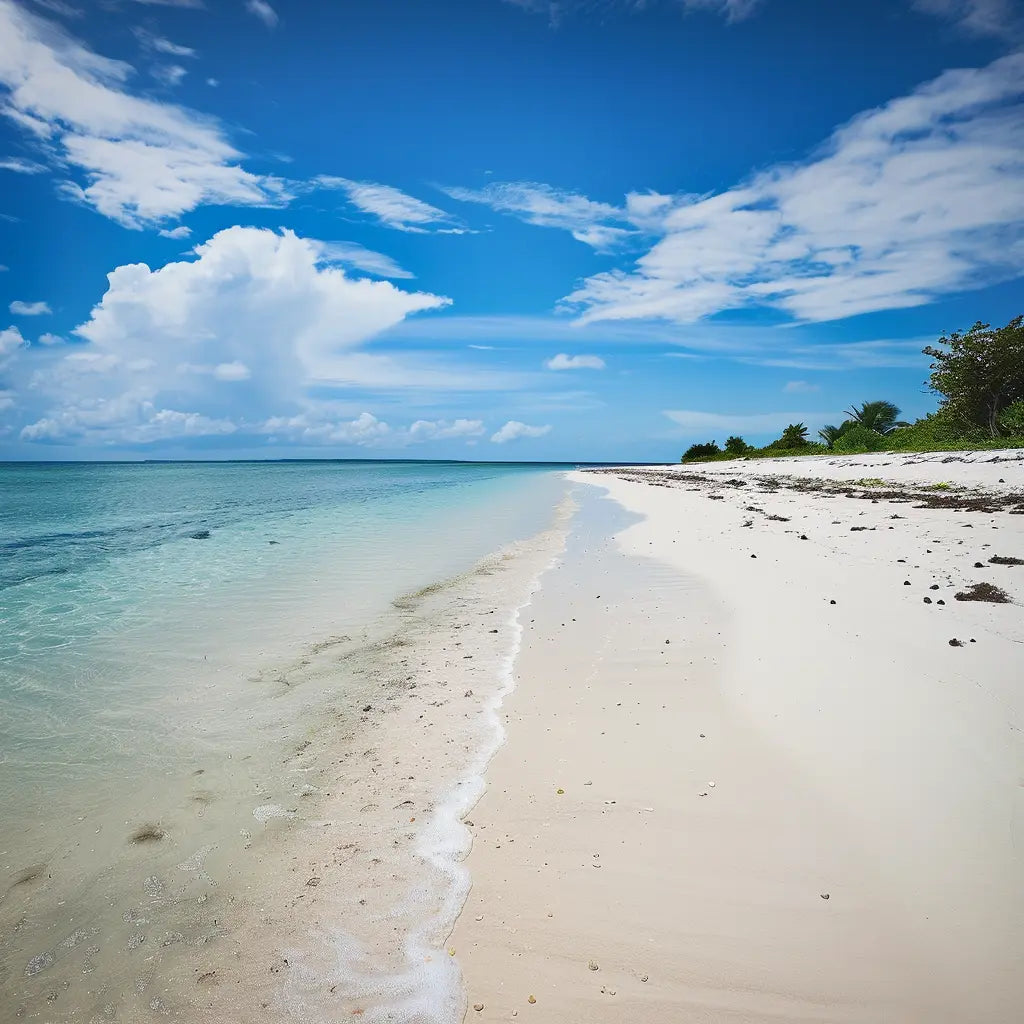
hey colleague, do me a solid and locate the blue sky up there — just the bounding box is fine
[0,0,1022,461]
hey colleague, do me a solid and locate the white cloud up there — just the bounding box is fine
[663,409,839,434]
[245,0,278,28]
[159,224,191,239]
[317,240,413,279]
[150,63,188,87]
[318,177,464,233]
[0,388,14,411]
[913,0,1023,39]
[504,0,761,24]
[15,226,450,444]
[262,410,392,447]
[0,0,288,227]
[490,419,551,443]
[126,0,204,7]
[28,0,84,17]
[408,418,485,441]
[545,352,605,370]
[37,331,63,344]
[9,299,50,315]
[132,27,197,58]
[561,53,1024,324]
[443,181,631,250]
[179,360,251,381]
[0,155,46,172]
[0,324,26,365]
[783,380,819,393]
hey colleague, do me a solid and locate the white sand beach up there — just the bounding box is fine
[452,451,1024,1023]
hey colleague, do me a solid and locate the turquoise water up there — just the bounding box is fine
[0,460,566,796]
[0,459,571,1021]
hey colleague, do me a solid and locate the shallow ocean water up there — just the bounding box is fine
[0,460,569,1021]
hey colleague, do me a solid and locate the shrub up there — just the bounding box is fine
[831,425,888,453]
[998,400,1024,435]
[724,435,749,455]
[681,441,721,462]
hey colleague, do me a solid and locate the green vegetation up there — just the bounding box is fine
[680,315,1024,463]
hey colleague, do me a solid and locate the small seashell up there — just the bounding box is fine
[528,995,536,1004]
[588,960,599,971]
[473,1003,484,1012]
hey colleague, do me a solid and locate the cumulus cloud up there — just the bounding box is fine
[9,299,50,315]
[37,331,63,344]
[408,418,485,440]
[560,54,1024,325]
[443,181,631,250]
[545,352,605,370]
[262,410,392,447]
[490,420,551,443]
[16,226,449,444]
[318,177,464,233]
[159,225,191,239]
[0,324,26,366]
[783,380,819,393]
[245,0,278,28]
[0,0,288,227]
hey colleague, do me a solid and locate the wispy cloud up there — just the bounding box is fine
[913,0,1024,40]
[503,0,762,26]
[561,53,1024,324]
[132,27,197,58]
[150,63,188,87]
[663,408,839,435]
[158,225,191,239]
[126,0,204,7]
[443,181,632,250]
[245,0,278,28]
[318,177,465,233]
[317,240,414,279]
[783,380,820,393]
[0,0,288,228]
[0,155,47,173]
[545,352,606,369]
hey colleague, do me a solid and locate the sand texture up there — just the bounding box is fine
[452,452,1024,1023]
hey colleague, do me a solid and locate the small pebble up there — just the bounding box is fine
[528,995,536,1004]
[588,960,599,971]
[473,1004,484,1012]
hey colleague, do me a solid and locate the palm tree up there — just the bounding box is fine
[779,422,809,447]
[844,400,908,435]
[818,422,852,446]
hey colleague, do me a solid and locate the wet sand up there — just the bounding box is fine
[452,453,1024,1023]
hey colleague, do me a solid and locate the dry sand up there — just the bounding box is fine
[451,451,1024,1023]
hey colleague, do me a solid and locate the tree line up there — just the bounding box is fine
[682,315,1024,462]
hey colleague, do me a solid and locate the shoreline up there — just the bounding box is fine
[1,475,574,1024]
[452,454,1023,1022]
